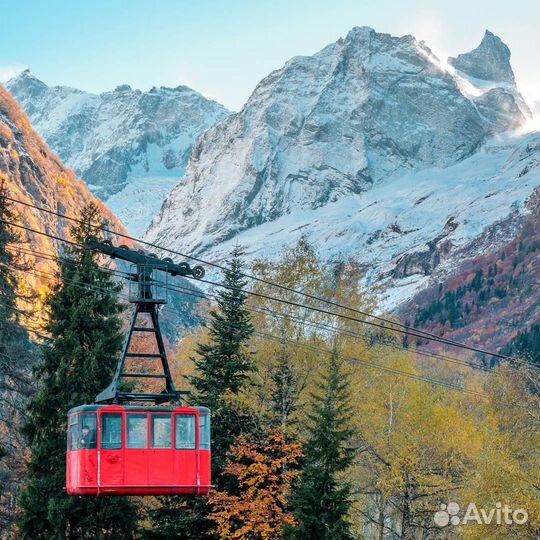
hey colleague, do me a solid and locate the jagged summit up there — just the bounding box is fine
[114,84,133,93]
[7,69,46,91]
[449,30,515,83]
[343,25,376,41]
[5,72,232,234]
[146,26,529,253]
[14,68,34,80]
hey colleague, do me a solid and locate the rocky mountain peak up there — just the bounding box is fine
[449,30,515,83]
[114,83,132,93]
[6,69,48,97]
[5,73,232,234]
[343,25,375,42]
[144,26,538,313]
[146,27,529,254]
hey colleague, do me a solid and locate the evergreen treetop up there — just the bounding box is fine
[190,246,254,410]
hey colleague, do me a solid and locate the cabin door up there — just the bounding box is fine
[148,414,174,485]
[99,413,124,488]
[124,413,149,486]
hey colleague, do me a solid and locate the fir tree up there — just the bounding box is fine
[18,203,138,540]
[145,247,255,539]
[286,351,355,540]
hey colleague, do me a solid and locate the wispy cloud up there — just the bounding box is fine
[0,65,26,82]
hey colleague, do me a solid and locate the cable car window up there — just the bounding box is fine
[175,415,196,449]
[78,413,97,449]
[68,415,77,450]
[152,415,172,448]
[127,414,148,448]
[199,414,211,450]
[101,414,122,449]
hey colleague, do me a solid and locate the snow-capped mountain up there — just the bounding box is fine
[145,27,537,306]
[5,71,231,234]
[449,30,515,84]
[0,84,127,287]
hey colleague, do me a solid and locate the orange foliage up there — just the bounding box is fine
[0,85,133,330]
[208,429,302,540]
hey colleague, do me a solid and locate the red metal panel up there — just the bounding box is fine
[198,450,212,494]
[100,450,124,489]
[173,449,198,488]
[124,448,149,486]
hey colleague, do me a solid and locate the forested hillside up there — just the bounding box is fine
[403,187,540,356]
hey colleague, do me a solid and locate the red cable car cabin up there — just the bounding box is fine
[66,404,211,496]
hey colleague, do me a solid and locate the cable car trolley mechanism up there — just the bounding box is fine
[66,239,211,497]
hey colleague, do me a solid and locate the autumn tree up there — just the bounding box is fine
[460,363,540,540]
[209,429,301,539]
[18,203,139,540]
[248,240,375,438]
[348,346,486,540]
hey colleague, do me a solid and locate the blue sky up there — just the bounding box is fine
[0,0,538,110]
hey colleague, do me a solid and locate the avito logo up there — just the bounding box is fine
[434,502,528,527]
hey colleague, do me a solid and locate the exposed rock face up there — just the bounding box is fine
[0,84,127,287]
[392,218,458,279]
[449,30,515,83]
[5,71,231,234]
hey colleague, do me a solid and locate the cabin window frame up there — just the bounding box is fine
[151,414,172,449]
[101,413,123,450]
[68,415,78,450]
[77,413,97,450]
[199,414,211,450]
[175,414,197,450]
[126,414,149,449]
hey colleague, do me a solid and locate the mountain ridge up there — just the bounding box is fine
[5,70,232,234]
[144,26,536,309]
[0,84,129,295]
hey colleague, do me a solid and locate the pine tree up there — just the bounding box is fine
[0,179,35,532]
[286,351,355,540]
[18,203,139,540]
[144,247,255,539]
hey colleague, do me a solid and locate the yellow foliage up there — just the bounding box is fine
[165,238,539,540]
